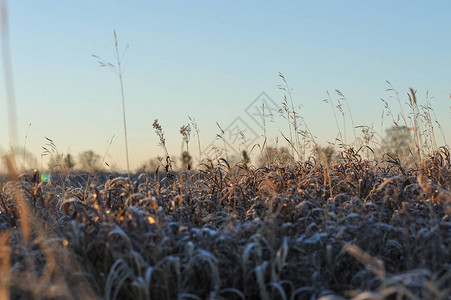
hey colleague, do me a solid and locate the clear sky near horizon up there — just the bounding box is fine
[1,1,450,171]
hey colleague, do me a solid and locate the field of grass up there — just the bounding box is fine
[1,65,450,298]
[1,142,451,299]
[1,24,450,299]
[1,1,450,298]
[1,65,450,299]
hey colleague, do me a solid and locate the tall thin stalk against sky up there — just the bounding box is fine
[216,122,228,161]
[1,0,31,243]
[280,95,294,158]
[1,0,18,152]
[114,31,130,177]
[92,31,130,177]
[279,73,300,160]
[153,119,173,172]
[189,116,202,163]
[325,91,344,146]
[408,88,423,162]
[23,123,31,169]
[336,89,357,142]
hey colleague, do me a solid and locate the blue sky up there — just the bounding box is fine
[1,1,450,170]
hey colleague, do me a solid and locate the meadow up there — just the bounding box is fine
[1,0,450,297]
[1,85,451,300]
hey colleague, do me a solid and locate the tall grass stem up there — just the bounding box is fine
[113,31,130,177]
[1,0,18,156]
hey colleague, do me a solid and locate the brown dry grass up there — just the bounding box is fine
[1,146,450,299]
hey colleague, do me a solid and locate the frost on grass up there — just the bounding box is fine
[0,149,451,299]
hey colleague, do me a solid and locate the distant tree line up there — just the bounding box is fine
[137,125,415,172]
[47,150,101,172]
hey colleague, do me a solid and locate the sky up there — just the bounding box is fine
[1,0,450,171]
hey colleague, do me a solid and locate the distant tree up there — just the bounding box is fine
[137,158,161,173]
[47,153,64,171]
[180,151,192,170]
[242,150,250,164]
[313,145,339,165]
[381,125,414,159]
[16,147,38,171]
[64,154,75,169]
[258,146,294,165]
[79,150,100,171]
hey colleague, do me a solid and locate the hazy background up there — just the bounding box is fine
[1,0,450,171]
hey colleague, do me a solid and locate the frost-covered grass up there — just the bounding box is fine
[1,148,451,300]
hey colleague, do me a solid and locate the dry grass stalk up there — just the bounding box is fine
[1,0,18,151]
[189,116,202,163]
[92,31,130,177]
[0,232,11,300]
